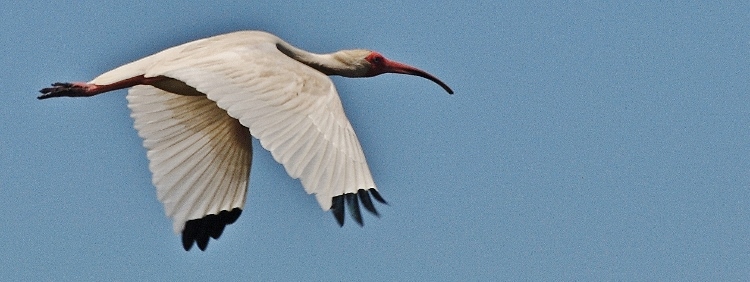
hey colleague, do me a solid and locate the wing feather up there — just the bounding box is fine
[148,39,380,212]
[78,31,387,251]
[126,85,251,233]
[104,31,383,232]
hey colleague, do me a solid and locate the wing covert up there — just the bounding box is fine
[126,85,252,236]
[150,42,381,214]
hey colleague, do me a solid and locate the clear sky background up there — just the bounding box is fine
[2,1,748,280]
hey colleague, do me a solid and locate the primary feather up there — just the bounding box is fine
[92,31,384,250]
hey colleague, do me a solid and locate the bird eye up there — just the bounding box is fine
[371,55,383,64]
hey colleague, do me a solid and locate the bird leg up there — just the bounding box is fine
[38,76,147,100]
[39,75,202,100]
[38,75,149,100]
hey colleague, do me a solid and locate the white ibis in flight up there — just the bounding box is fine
[38,30,453,251]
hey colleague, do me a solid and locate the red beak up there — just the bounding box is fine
[364,52,453,94]
[384,60,454,94]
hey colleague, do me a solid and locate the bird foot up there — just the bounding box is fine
[38,82,92,100]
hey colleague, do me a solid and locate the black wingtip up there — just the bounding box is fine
[182,228,197,251]
[181,208,242,251]
[330,189,387,226]
[369,189,388,205]
[357,189,379,217]
[345,193,363,226]
[332,195,345,227]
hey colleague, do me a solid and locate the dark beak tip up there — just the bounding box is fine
[437,82,453,94]
[390,62,453,95]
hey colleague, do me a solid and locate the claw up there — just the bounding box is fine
[37,82,90,100]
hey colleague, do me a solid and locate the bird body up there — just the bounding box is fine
[39,30,452,251]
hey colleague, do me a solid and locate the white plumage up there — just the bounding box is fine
[39,30,452,251]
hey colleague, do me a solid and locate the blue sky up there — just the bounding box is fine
[2,1,748,280]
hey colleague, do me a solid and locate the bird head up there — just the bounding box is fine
[334,50,454,94]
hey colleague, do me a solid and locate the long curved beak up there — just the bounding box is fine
[384,60,454,94]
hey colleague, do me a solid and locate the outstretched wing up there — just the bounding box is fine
[127,85,252,251]
[145,36,386,226]
[68,31,386,252]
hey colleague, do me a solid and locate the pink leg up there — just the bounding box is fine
[38,75,165,100]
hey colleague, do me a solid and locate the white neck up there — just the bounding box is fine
[275,41,369,77]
